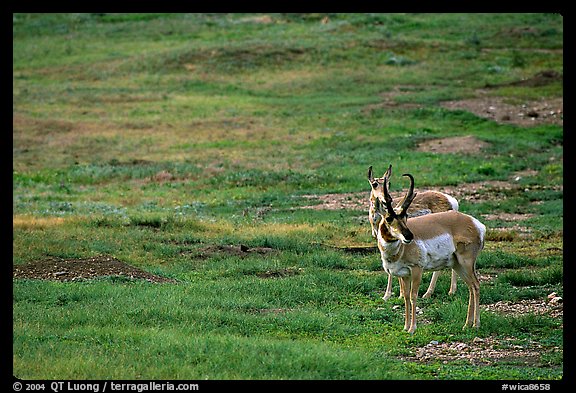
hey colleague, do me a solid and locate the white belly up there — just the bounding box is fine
[415,234,456,271]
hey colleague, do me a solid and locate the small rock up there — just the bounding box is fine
[472,337,485,344]
[429,340,439,345]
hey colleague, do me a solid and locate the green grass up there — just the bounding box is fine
[13,13,563,380]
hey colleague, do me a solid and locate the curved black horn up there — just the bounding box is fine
[381,165,396,215]
[399,173,417,216]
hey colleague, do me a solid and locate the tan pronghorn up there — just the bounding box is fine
[374,165,485,333]
[368,165,459,300]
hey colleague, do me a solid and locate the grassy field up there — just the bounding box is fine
[13,13,563,380]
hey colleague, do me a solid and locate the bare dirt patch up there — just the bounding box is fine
[299,192,369,211]
[415,135,490,154]
[405,336,560,366]
[432,180,521,203]
[483,297,563,319]
[440,96,563,127]
[298,176,533,212]
[13,255,175,283]
[482,212,534,222]
[440,70,563,127]
[364,71,563,127]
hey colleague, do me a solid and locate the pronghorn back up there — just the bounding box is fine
[407,210,485,252]
[407,191,459,213]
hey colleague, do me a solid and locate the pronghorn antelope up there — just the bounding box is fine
[368,165,459,300]
[374,165,485,333]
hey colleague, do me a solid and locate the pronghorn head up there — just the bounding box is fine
[374,165,417,244]
[367,165,392,237]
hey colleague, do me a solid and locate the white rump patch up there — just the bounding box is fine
[471,216,486,244]
[443,193,459,211]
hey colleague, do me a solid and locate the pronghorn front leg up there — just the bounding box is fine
[382,272,394,301]
[402,267,422,334]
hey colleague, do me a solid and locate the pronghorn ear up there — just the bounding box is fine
[383,164,392,180]
[368,166,379,189]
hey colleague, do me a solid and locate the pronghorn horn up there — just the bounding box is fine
[399,173,417,216]
[382,165,396,215]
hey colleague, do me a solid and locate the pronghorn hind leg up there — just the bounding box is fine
[422,271,440,299]
[453,254,481,329]
[448,269,458,296]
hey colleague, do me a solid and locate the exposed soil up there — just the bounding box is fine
[482,297,563,319]
[299,192,369,211]
[404,335,561,366]
[441,71,563,127]
[415,135,490,154]
[365,71,563,127]
[440,96,563,127]
[13,255,175,283]
[299,171,555,212]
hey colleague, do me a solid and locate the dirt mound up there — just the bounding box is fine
[13,255,175,283]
